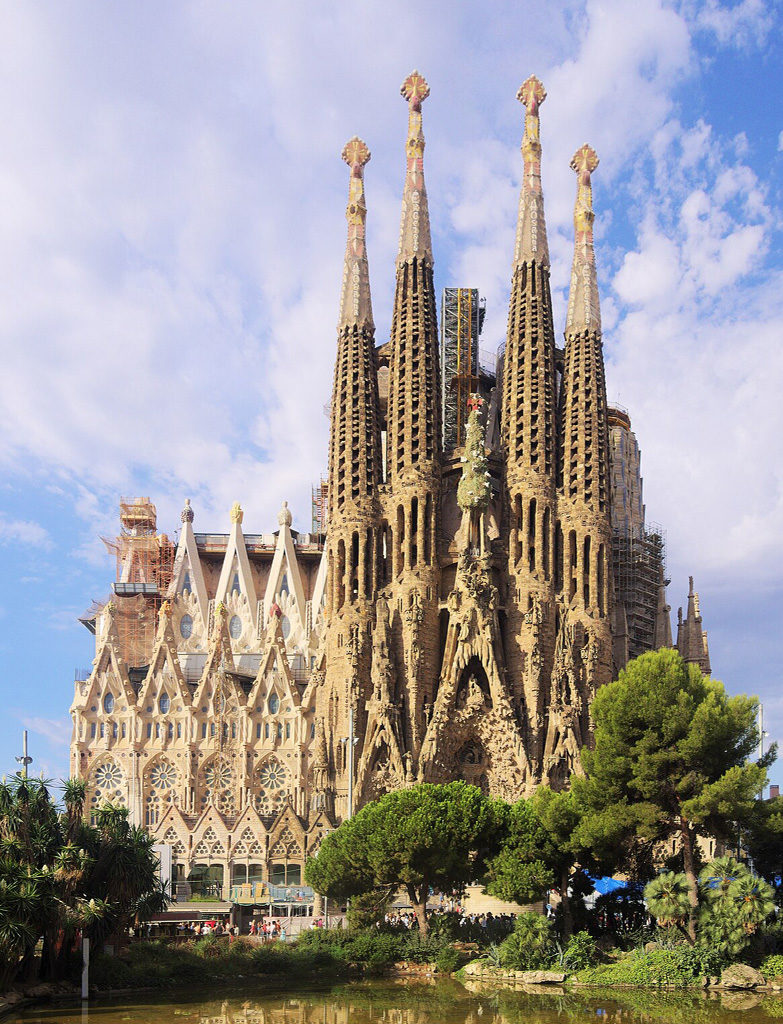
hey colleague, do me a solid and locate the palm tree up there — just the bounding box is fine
[644,871,692,941]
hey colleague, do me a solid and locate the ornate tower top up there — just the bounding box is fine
[181,498,194,524]
[230,501,244,525]
[338,136,374,331]
[277,500,292,528]
[565,144,601,333]
[514,74,549,266]
[397,70,433,264]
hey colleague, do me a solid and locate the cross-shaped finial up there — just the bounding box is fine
[570,144,599,176]
[341,136,371,169]
[467,393,483,412]
[517,75,546,112]
[401,70,430,110]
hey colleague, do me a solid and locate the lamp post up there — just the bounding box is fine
[759,704,769,800]
[15,730,32,779]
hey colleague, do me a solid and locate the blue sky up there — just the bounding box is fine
[0,0,781,788]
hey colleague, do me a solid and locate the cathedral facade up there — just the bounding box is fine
[69,73,668,895]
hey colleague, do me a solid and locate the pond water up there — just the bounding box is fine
[13,979,783,1024]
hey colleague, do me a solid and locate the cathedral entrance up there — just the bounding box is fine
[455,741,490,795]
[455,656,490,710]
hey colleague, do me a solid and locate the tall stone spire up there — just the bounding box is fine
[549,144,613,783]
[397,70,433,264]
[383,70,441,760]
[338,137,374,331]
[513,75,550,267]
[386,69,441,487]
[327,137,383,613]
[560,145,609,517]
[565,144,601,333]
[501,76,558,760]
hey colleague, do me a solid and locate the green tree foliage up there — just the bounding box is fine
[745,795,783,893]
[484,798,553,905]
[305,782,495,936]
[485,787,592,938]
[0,774,169,987]
[575,649,771,940]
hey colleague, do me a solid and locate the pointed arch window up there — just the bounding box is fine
[182,571,192,595]
[231,572,241,595]
[280,574,289,597]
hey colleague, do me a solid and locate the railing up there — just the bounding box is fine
[229,882,314,905]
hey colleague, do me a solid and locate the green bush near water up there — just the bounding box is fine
[576,946,724,988]
[89,937,351,990]
[89,930,467,990]
[761,954,783,979]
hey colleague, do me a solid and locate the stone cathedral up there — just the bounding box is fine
[69,73,707,896]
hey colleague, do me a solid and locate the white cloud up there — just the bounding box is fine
[692,0,773,48]
[0,513,51,548]
[19,715,71,747]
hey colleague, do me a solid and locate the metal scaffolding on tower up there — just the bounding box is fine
[440,288,485,450]
[101,498,175,672]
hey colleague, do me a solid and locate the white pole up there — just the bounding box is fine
[759,704,768,799]
[15,730,32,778]
[81,937,90,1000]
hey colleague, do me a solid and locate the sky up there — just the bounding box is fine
[0,0,781,790]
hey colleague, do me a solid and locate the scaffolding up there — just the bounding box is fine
[441,288,485,450]
[102,498,175,671]
[612,524,667,661]
[311,477,328,536]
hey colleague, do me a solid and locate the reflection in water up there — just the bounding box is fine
[15,980,783,1024]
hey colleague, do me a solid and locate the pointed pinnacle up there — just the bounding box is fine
[571,143,599,175]
[341,136,371,169]
[397,70,432,264]
[338,136,374,331]
[565,144,601,333]
[513,74,549,267]
[401,70,430,109]
[517,75,546,112]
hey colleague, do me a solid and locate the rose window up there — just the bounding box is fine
[201,760,236,814]
[90,761,125,819]
[259,760,286,790]
[205,763,233,790]
[149,762,177,790]
[94,762,122,789]
[255,759,287,817]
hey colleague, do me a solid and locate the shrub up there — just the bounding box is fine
[577,945,723,987]
[435,946,461,974]
[498,913,555,971]
[761,954,783,980]
[561,931,600,972]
